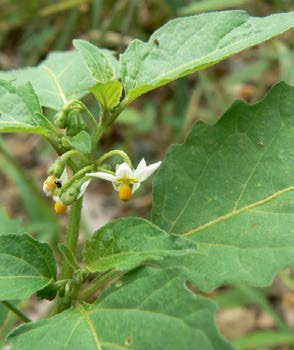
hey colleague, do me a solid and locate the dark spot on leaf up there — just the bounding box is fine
[154,38,160,46]
[251,223,259,229]
[257,139,264,148]
[125,336,132,346]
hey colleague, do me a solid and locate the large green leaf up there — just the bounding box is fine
[84,217,196,272]
[0,51,96,110]
[0,234,57,300]
[9,267,233,350]
[152,82,294,291]
[0,80,50,136]
[120,11,294,103]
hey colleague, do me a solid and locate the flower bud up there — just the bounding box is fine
[48,160,66,178]
[54,110,68,129]
[43,175,58,196]
[54,201,67,214]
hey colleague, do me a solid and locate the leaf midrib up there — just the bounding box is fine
[183,186,293,237]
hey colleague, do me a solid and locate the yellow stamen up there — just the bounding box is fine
[119,184,132,202]
[54,201,67,214]
[45,175,57,191]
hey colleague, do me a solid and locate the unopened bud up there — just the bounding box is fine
[54,111,68,129]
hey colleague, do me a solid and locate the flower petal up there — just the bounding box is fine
[43,182,51,196]
[77,180,91,199]
[86,172,116,182]
[53,196,61,203]
[135,161,161,182]
[134,158,147,175]
[59,168,68,184]
[132,182,141,194]
[116,163,134,179]
[112,182,121,192]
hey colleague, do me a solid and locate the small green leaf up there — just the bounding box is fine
[66,131,91,154]
[73,39,123,109]
[0,51,95,110]
[0,234,57,300]
[0,80,49,136]
[73,39,116,83]
[120,11,294,103]
[9,267,233,350]
[152,82,294,291]
[90,80,123,109]
[84,217,196,272]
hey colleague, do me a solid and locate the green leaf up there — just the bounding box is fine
[0,80,49,136]
[0,51,96,110]
[84,217,196,272]
[90,80,123,109]
[66,131,91,154]
[152,82,294,291]
[73,39,117,83]
[0,234,57,300]
[58,243,80,271]
[9,267,233,350]
[73,40,123,109]
[120,11,294,103]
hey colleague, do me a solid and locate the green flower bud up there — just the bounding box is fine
[66,111,80,137]
[36,282,58,301]
[54,110,68,128]
[60,177,89,205]
[48,159,66,178]
[60,187,79,205]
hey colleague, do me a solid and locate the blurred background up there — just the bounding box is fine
[0,0,293,349]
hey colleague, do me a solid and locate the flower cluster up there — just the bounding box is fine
[43,158,161,213]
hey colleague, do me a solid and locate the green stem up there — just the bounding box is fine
[60,165,95,194]
[91,121,107,155]
[95,149,132,166]
[80,270,121,301]
[61,197,83,280]
[60,149,90,165]
[76,101,99,129]
[2,301,31,323]
[57,197,83,312]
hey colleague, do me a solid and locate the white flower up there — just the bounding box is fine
[86,158,161,201]
[43,169,68,197]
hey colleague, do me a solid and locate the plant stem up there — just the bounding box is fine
[79,270,121,301]
[91,122,107,155]
[60,197,83,280]
[95,149,132,166]
[2,301,31,323]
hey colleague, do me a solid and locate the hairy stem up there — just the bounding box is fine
[61,197,83,280]
[80,270,121,301]
[2,301,31,323]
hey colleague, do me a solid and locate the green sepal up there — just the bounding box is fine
[54,110,68,129]
[36,279,58,301]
